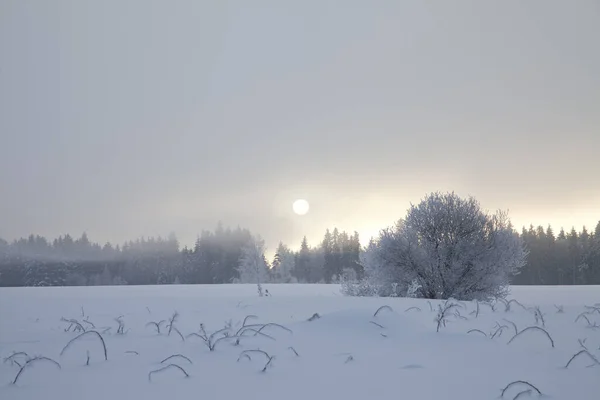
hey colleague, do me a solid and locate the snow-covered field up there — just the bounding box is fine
[1,284,599,399]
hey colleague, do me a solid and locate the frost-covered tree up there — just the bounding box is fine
[236,234,269,296]
[344,192,527,300]
[271,242,295,283]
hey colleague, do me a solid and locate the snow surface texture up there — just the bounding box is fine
[1,284,599,399]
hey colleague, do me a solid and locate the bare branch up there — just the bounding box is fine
[82,318,95,329]
[565,350,600,368]
[12,356,61,385]
[242,315,258,326]
[374,305,393,317]
[436,301,460,332]
[148,364,189,382]
[584,305,600,314]
[405,307,421,312]
[507,326,554,348]
[256,323,293,335]
[167,311,179,337]
[506,299,527,312]
[61,330,108,361]
[4,352,30,367]
[491,324,509,339]
[554,304,564,313]
[114,316,126,335]
[160,354,193,365]
[210,335,236,351]
[308,313,321,321]
[145,320,166,334]
[238,349,274,372]
[532,307,546,327]
[513,389,532,400]
[288,347,299,357]
[238,349,271,362]
[467,329,487,337]
[575,312,592,326]
[500,381,542,398]
[61,318,86,333]
[172,327,185,342]
[503,318,518,336]
[369,321,385,329]
[237,328,275,341]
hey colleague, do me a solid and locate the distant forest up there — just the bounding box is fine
[1,221,599,287]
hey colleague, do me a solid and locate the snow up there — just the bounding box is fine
[1,284,599,399]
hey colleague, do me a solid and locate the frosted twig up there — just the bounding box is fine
[453,310,468,320]
[513,389,532,400]
[12,356,61,385]
[500,381,541,398]
[288,346,299,357]
[82,318,95,329]
[61,330,108,360]
[575,313,592,326]
[188,324,234,351]
[148,364,189,382]
[172,326,185,342]
[238,349,274,372]
[554,304,564,313]
[242,315,258,326]
[370,321,385,329]
[491,324,509,339]
[467,329,487,337]
[505,299,527,312]
[373,305,393,317]
[115,316,126,335]
[532,307,545,327]
[405,307,421,312]
[160,354,193,365]
[435,301,460,332]
[61,318,86,333]
[256,323,293,335]
[584,305,600,314]
[507,326,554,348]
[167,311,179,337]
[4,352,30,368]
[236,328,275,342]
[503,318,518,336]
[146,320,166,334]
[565,350,600,368]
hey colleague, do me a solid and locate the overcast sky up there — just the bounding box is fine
[1,0,599,251]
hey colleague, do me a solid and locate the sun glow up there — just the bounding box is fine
[292,199,310,215]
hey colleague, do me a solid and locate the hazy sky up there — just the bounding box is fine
[1,0,599,252]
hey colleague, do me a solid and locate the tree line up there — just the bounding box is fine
[512,223,600,285]
[0,218,599,288]
[0,223,361,287]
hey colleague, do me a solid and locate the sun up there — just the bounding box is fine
[292,199,310,215]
